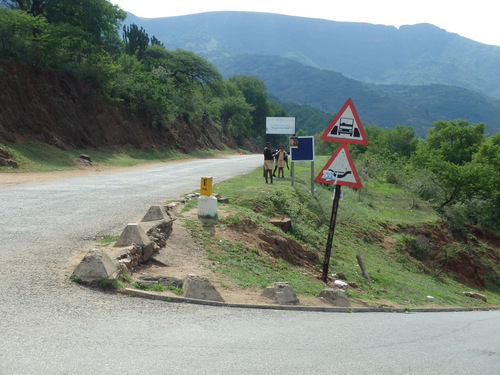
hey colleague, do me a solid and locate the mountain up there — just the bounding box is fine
[125,11,500,134]
[215,54,500,135]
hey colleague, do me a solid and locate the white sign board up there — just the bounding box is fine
[266,117,296,134]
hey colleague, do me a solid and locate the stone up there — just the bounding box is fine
[463,291,487,302]
[79,154,92,165]
[142,243,155,261]
[317,288,351,307]
[0,158,18,168]
[260,282,300,305]
[114,223,151,247]
[71,248,119,283]
[269,217,292,233]
[141,205,170,222]
[183,274,224,302]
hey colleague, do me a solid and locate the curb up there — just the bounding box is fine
[118,288,500,313]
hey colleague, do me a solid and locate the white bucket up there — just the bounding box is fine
[197,195,218,217]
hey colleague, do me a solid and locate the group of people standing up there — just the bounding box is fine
[263,142,289,184]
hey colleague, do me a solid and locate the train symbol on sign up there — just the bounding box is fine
[329,117,360,138]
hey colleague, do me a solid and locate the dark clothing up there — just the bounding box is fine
[264,147,273,160]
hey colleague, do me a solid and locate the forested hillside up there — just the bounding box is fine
[126,11,500,100]
[0,2,285,150]
[215,54,500,135]
[126,12,500,134]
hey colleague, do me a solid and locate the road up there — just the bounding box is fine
[0,154,499,374]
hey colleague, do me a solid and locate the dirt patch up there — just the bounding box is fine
[129,209,335,307]
[383,223,500,290]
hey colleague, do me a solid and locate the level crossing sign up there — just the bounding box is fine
[320,98,368,145]
[315,143,362,188]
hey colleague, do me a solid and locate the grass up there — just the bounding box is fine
[182,157,499,308]
[133,281,183,294]
[6,141,498,307]
[0,140,238,172]
[96,234,119,247]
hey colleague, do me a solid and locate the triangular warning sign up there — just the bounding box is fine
[321,98,368,145]
[315,143,362,188]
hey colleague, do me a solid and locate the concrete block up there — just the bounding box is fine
[261,282,300,305]
[183,274,224,302]
[71,248,119,283]
[141,205,170,222]
[197,195,218,217]
[114,223,151,247]
[317,288,351,307]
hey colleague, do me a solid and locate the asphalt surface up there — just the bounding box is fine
[1,154,499,374]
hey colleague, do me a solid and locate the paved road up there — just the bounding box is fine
[1,155,499,374]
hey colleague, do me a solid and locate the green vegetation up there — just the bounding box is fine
[1,1,498,309]
[96,234,119,247]
[181,149,499,308]
[133,281,183,294]
[0,140,237,172]
[0,2,285,147]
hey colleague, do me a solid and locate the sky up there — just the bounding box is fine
[111,0,500,47]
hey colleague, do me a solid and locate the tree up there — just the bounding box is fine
[411,120,490,211]
[123,23,149,59]
[5,0,126,49]
[229,75,269,139]
[214,81,254,142]
[1,0,48,16]
[424,119,486,165]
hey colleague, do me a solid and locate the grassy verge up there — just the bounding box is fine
[181,158,499,308]
[0,140,238,173]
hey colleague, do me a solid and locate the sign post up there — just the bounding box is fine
[290,136,315,193]
[322,184,341,282]
[316,98,368,281]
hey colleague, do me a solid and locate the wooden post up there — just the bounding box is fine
[321,184,341,282]
[356,254,372,284]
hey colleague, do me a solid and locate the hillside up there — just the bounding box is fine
[0,60,236,151]
[126,11,500,135]
[126,11,500,100]
[215,54,500,135]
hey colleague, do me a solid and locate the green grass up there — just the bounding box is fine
[96,235,119,247]
[0,140,237,172]
[1,140,80,172]
[183,157,499,308]
[5,141,498,308]
[133,281,183,294]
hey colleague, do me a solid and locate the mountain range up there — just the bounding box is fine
[125,11,500,135]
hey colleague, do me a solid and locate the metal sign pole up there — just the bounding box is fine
[321,184,341,282]
[310,161,314,195]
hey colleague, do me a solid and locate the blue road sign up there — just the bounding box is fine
[290,136,314,161]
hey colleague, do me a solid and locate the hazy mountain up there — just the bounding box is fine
[125,11,500,134]
[216,54,500,135]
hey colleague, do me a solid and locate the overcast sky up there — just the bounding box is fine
[111,0,500,47]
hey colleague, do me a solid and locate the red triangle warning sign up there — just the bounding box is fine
[321,98,368,145]
[315,143,362,188]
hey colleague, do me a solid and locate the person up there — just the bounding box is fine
[272,145,280,177]
[263,142,274,183]
[275,145,288,178]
